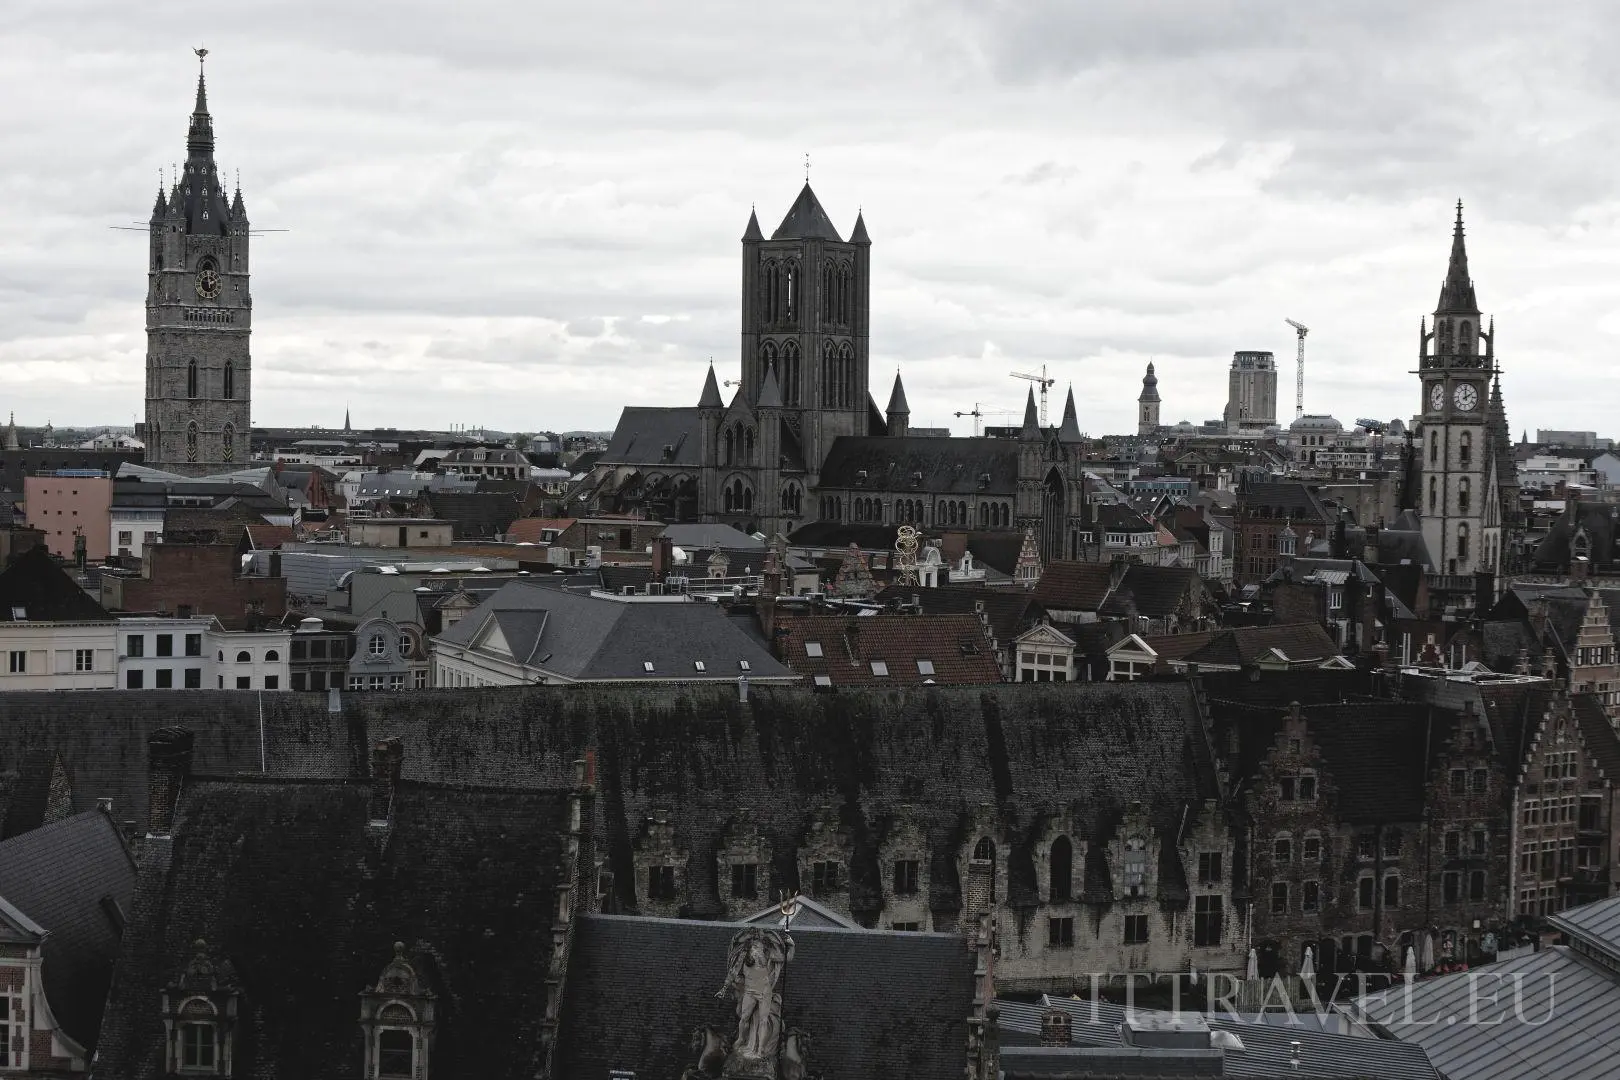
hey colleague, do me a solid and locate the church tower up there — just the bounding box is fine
[1417,202,1501,577]
[738,184,870,484]
[1137,362,1161,435]
[143,51,251,475]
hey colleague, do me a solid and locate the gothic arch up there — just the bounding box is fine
[222,423,235,463]
[760,340,779,390]
[185,422,199,463]
[186,359,198,399]
[222,361,235,400]
[1041,468,1065,561]
[782,340,801,407]
[837,342,855,408]
[1049,835,1073,903]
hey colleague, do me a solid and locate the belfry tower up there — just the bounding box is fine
[143,50,252,475]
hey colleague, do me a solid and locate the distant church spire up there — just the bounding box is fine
[344,406,351,432]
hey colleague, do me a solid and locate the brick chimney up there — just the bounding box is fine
[1040,1005,1073,1046]
[651,535,674,583]
[369,738,403,826]
[147,727,195,836]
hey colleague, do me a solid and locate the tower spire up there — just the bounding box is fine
[1436,199,1479,313]
[188,47,214,156]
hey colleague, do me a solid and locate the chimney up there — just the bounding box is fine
[651,535,673,582]
[268,548,282,578]
[96,797,114,815]
[369,737,403,826]
[147,727,195,835]
[1474,570,1495,615]
[1572,556,1591,585]
[1040,1005,1073,1047]
[1514,647,1531,676]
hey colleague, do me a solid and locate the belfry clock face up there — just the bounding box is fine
[1429,383,1446,412]
[1453,383,1479,412]
[195,268,220,300]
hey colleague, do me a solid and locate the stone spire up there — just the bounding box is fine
[150,181,168,223]
[1436,199,1480,314]
[886,370,909,437]
[344,406,352,433]
[698,363,724,409]
[742,206,763,242]
[1020,386,1040,439]
[1058,386,1082,442]
[757,360,783,409]
[850,210,870,245]
[178,49,232,236]
[4,413,18,452]
[187,50,215,156]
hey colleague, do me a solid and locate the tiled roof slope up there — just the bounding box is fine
[95,778,573,1080]
[0,810,135,1049]
[1138,623,1340,668]
[598,406,703,467]
[817,436,1018,494]
[1032,561,1205,619]
[873,584,1047,645]
[773,613,1003,686]
[557,915,974,1080]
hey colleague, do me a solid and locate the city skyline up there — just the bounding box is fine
[3,3,1619,436]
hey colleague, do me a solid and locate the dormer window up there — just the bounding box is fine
[360,943,436,1080]
[162,939,239,1077]
[178,1001,218,1071]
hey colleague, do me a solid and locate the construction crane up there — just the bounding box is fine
[1285,319,1309,419]
[1010,365,1056,425]
[953,404,983,437]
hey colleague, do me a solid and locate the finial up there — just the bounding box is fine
[234,167,240,193]
[804,152,811,183]
[1455,199,1464,228]
[195,46,208,64]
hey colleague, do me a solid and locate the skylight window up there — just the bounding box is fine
[805,642,824,658]
[643,661,655,673]
[693,661,706,672]
[814,675,834,687]
[916,660,935,676]
[10,607,24,621]
[870,661,889,676]
[738,660,751,671]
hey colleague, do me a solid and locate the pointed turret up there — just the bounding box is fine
[1020,386,1040,439]
[1436,199,1480,314]
[742,207,763,242]
[1058,386,1082,442]
[1137,362,1161,436]
[343,406,351,433]
[177,51,231,236]
[150,183,168,223]
[231,180,247,221]
[758,361,783,409]
[3,413,18,452]
[772,183,843,241]
[1139,361,1160,402]
[698,363,724,410]
[885,371,909,437]
[850,210,870,245]
[187,53,214,156]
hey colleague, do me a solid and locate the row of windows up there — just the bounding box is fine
[125,668,275,690]
[171,1018,417,1078]
[125,633,205,658]
[7,649,98,675]
[183,358,239,400]
[1050,899,1219,948]
[290,637,351,661]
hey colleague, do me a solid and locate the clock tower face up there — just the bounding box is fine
[1428,383,1446,412]
[1453,383,1478,412]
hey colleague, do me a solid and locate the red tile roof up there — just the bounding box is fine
[505,517,577,544]
[772,613,1003,687]
[242,524,294,550]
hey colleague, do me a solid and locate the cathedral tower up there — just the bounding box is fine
[1417,202,1501,577]
[1137,362,1161,435]
[143,51,251,475]
[738,185,870,484]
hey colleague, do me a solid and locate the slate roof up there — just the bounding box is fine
[556,914,975,1080]
[425,490,524,539]
[1033,561,1207,620]
[598,406,703,467]
[1,747,66,838]
[0,545,112,621]
[1002,996,1439,1079]
[772,613,1004,687]
[1354,946,1612,1080]
[433,579,796,683]
[1551,891,1620,956]
[1572,692,1620,786]
[1531,499,1620,569]
[95,778,575,1080]
[0,810,135,1050]
[770,182,844,241]
[1237,481,1334,523]
[873,583,1047,646]
[1132,623,1341,670]
[817,435,1019,494]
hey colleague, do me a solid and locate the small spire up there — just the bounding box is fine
[1436,198,1479,314]
[698,363,724,409]
[850,209,870,245]
[1058,385,1082,442]
[885,370,910,417]
[742,206,763,242]
[1020,386,1040,438]
[757,360,783,409]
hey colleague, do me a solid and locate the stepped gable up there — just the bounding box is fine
[95,777,574,1080]
[556,915,974,1080]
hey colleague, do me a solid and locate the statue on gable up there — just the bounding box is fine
[716,926,795,1077]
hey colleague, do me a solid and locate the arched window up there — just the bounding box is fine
[369,634,387,657]
[1050,836,1073,903]
[235,650,251,663]
[837,342,855,408]
[760,340,778,391]
[264,649,279,661]
[1459,321,1472,353]
[1429,434,1438,464]
[784,261,797,320]
[723,428,735,467]
[1428,476,1437,512]
[186,359,198,399]
[1460,431,1471,466]
[185,422,199,463]
[1459,477,1471,513]
[222,361,234,400]
[177,999,218,1071]
[221,423,235,463]
[744,428,755,463]
[377,1029,414,1078]
[1458,523,1470,560]
[782,340,800,407]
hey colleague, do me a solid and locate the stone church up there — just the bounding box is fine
[583,184,1095,559]
[139,55,253,475]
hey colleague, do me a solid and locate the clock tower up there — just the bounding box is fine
[1416,202,1501,578]
[143,51,251,475]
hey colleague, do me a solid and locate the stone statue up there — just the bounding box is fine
[717,926,795,1076]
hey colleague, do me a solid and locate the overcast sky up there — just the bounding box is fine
[4,2,1619,438]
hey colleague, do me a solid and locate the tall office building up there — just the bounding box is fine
[1223,351,1277,431]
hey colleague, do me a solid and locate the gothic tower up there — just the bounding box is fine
[1417,202,1501,577]
[144,52,251,475]
[738,184,870,485]
[1137,362,1161,435]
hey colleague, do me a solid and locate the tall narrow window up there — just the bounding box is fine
[1458,523,1470,560]
[1428,476,1437,512]
[1460,431,1471,465]
[377,1030,413,1078]
[185,422,199,463]
[783,340,800,407]
[1459,477,1470,513]
[186,359,198,399]
[784,262,796,320]
[1049,836,1073,902]
[222,361,234,400]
